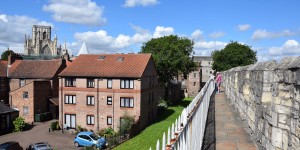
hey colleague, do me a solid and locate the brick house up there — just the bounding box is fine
[8,59,66,123]
[0,60,9,104]
[58,54,159,132]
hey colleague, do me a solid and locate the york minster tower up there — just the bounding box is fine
[24,25,61,56]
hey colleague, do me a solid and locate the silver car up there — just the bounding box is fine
[27,142,53,150]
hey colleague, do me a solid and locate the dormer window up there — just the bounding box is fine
[117,57,124,62]
[98,56,105,60]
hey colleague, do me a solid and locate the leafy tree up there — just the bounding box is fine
[212,41,257,71]
[119,113,134,135]
[1,48,15,60]
[141,35,196,100]
[13,117,26,132]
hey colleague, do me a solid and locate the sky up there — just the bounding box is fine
[0,0,300,62]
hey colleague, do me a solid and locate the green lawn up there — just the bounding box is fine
[114,97,193,150]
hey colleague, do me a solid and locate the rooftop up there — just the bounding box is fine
[59,54,153,78]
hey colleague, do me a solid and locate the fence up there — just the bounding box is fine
[150,77,215,150]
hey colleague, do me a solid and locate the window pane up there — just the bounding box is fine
[91,116,94,124]
[73,96,76,104]
[92,97,94,105]
[65,95,68,103]
[66,115,70,127]
[121,80,124,88]
[71,115,76,128]
[130,98,134,107]
[108,79,112,88]
[125,80,129,88]
[130,80,134,88]
[121,98,124,106]
[125,98,129,107]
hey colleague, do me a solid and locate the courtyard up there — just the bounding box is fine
[0,120,81,150]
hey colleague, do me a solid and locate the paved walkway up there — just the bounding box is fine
[215,90,257,150]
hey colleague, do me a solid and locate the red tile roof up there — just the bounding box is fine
[59,54,152,78]
[9,59,63,79]
[0,60,7,77]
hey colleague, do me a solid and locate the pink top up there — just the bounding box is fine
[216,74,222,83]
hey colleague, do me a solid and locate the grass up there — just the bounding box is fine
[114,97,193,150]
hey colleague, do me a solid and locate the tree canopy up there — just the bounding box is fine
[141,35,196,87]
[212,41,257,71]
[1,48,15,60]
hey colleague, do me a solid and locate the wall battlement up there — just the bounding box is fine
[223,56,300,150]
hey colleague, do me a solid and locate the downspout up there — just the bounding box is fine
[60,77,63,129]
[97,79,99,131]
[113,89,115,131]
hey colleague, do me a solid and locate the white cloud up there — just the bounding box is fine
[237,24,251,31]
[193,41,227,55]
[153,26,174,38]
[0,14,8,23]
[251,29,296,40]
[191,29,203,40]
[123,0,159,7]
[74,30,132,53]
[269,40,300,56]
[209,31,225,39]
[43,0,106,26]
[130,24,152,43]
[0,14,53,53]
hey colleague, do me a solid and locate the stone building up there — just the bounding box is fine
[181,56,213,97]
[58,54,159,132]
[8,58,67,123]
[24,25,64,56]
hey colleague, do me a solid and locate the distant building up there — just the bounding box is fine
[181,56,213,97]
[8,58,67,123]
[58,54,159,132]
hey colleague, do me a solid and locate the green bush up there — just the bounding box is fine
[13,117,26,132]
[118,113,134,135]
[50,121,60,131]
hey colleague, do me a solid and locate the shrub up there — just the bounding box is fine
[50,121,59,131]
[118,113,135,135]
[13,117,26,132]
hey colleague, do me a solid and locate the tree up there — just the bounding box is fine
[1,48,15,60]
[212,41,257,71]
[13,117,26,132]
[141,35,196,100]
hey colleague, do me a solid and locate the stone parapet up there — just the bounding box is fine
[223,56,300,150]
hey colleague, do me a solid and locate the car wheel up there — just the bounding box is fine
[74,142,79,147]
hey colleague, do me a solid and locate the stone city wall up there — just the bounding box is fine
[222,56,300,150]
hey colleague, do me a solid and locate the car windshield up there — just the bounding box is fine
[89,133,100,140]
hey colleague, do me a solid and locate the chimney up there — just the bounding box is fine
[8,52,12,67]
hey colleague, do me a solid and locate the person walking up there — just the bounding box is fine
[216,72,222,93]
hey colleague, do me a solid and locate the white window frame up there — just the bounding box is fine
[120,97,134,108]
[87,96,95,105]
[107,116,112,125]
[107,79,112,89]
[65,95,76,104]
[65,114,76,129]
[120,79,134,89]
[87,115,94,125]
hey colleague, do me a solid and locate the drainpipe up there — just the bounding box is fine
[113,89,115,131]
[97,79,99,131]
[60,77,63,130]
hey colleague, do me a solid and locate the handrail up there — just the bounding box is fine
[150,77,215,150]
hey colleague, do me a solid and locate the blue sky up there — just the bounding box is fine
[0,0,299,61]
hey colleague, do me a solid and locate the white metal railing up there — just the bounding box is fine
[150,77,215,150]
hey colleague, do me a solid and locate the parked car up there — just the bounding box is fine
[74,131,106,148]
[26,142,53,150]
[0,141,23,150]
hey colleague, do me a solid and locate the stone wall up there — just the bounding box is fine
[223,56,300,150]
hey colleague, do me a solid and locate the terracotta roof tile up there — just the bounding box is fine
[0,60,7,77]
[59,54,152,78]
[9,60,63,79]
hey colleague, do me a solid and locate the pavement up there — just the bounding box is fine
[215,89,257,150]
[0,120,82,150]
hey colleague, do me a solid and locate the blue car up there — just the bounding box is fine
[74,131,106,149]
